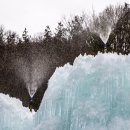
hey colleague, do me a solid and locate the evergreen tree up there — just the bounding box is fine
[6,31,17,45]
[54,22,67,43]
[22,28,30,44]
[43,26,52,43]
[107,3,130,54]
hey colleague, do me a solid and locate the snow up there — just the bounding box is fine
[1,53,130,130]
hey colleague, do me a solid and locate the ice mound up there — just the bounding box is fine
[0,93,34,130]
[34,53,130,130]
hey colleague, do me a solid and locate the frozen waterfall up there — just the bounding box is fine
[1,53,130,130]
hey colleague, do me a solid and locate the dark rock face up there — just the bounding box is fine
[107,9,130,54]
[0,33,104,111]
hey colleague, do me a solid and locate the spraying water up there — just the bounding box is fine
[11,51,49,97]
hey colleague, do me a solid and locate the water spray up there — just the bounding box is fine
[28,86,37,98]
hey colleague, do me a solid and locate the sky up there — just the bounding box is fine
[0,0,130,36]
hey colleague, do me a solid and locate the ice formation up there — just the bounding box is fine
[34,53,130,130]
[2,53,130,130]
[0,93,35,130]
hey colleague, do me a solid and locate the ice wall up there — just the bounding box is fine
[34,53,130,130]
[2,53,130,130]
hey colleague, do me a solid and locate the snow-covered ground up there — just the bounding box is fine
[1,53,130,130]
